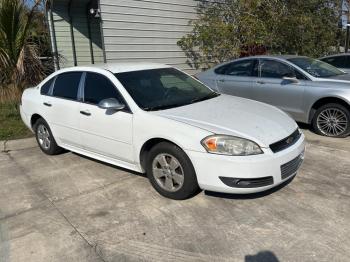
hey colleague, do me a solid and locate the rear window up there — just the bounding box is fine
[52,72,82,100]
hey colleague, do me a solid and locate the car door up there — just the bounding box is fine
[253,59,306,121]
[215,59,258,99]
[43,71,83,148]
[79,72,134,163]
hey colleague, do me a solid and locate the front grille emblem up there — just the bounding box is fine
[286,137,294,144]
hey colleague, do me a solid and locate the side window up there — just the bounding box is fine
[214,64,229,75]
[52,72,82,100]
[40,77,54,95]
[345,56,350,69]
[322,56,346,68]
[260,60,295,79]
[294,70,308,80]
[84,73,122,105]
[225,60,255,76]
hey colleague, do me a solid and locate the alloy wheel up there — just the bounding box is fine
[152,153,184,192]
[316,108,348,137]
[37,124,51,150]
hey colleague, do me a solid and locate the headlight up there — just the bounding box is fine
[201,135,263,156]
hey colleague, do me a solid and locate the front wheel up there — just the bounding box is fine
[312,103,350,138]
[146,142,200,200]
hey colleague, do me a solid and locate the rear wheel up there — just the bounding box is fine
[34,118,63,155]
[146,142,200,200]
[312,103,350,138]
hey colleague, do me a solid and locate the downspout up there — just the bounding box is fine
[86,0,95,64]
[45,0,59,70]
[98,0,107,63]
[68,0,77,66]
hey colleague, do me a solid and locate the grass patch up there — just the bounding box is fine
[0,103,33,140]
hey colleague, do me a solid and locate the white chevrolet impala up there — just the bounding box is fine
[20,63,305,199]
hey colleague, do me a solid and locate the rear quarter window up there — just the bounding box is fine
[40,78,54,95]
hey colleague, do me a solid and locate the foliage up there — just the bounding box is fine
[0,0,48,103]
[178,0,343,69]
[0,102,33,140]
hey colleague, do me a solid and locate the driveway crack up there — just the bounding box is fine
[3,150,107,262]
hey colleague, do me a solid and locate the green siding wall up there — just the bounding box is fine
[100,0,198,74]
[50,0,104,68]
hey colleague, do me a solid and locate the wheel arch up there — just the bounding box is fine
[308,97,350,123]
[139,138,184,171]
[30,113,44,129]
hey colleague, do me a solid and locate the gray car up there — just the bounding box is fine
[196,55,350,137]
[319,53,350,73]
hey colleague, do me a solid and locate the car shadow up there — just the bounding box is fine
[204,175,296,200]
[71,153,296,200]
[245,250,280,262]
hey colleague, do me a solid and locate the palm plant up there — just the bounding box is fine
[0,0,45,103]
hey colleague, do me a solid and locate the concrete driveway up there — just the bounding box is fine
[0,129,349,262]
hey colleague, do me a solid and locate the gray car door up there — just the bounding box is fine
[215,59,258,99]
[253,59,306,122]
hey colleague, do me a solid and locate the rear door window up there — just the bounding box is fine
[225,60,255,76]
[52,72,82,100]
[215,60,255,76]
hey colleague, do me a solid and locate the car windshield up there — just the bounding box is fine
[114,68,219,111]
[287,57,345,78]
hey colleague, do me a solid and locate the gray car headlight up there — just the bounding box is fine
[201,135,263,156]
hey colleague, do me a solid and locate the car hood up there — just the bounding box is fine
[152,95,298,147]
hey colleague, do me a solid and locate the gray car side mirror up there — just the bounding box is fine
[98,98,125,111]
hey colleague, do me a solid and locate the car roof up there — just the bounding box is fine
[320,53,350,59]
[241,55,307,60]
[57,62,172,74]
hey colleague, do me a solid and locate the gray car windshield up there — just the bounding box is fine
[115,68,219,111]
[288,57,345,78]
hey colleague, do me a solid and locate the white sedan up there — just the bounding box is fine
[20,63,305,199]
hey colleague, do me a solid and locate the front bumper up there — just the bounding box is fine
[185,134,306,194]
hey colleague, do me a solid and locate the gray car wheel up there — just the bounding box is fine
[312,103,350,138]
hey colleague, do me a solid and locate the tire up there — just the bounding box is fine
[34,118,63,155]
[146,142,200,200]
[312,103,350,138]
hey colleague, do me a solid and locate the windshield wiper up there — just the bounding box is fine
[190,92,220,104]
[144,102,188,111]
[144,93,220,111]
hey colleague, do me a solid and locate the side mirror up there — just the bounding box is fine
[98,98,125,111]
[282,76,299,84]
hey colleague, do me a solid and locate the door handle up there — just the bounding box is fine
[80,110,91,116]
[257,81,266,84]
[43,102,52,107]
[218,79,225,82]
